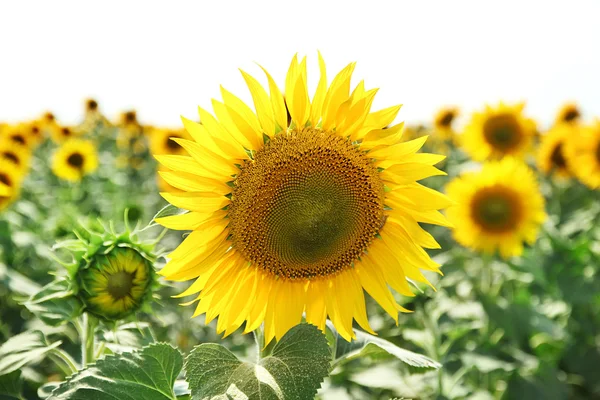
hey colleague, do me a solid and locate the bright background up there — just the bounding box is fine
[1,0,599,129]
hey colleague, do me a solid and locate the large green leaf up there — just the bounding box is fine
[333,328,441,370]
[0,370,23,400]
[49,343,183,400]
[0,330,62,375]
[185,324,331,400]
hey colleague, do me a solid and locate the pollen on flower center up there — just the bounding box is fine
[483,114,522,151]
[229,128,385,280]
[471,186,522,232]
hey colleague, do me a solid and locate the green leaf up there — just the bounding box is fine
[153,204,188,222]
[0,370,23,400]
[49,343,183,400]
[0,330,62,375]
[185,323,331,400]
[22,279,84,327]
[333,328,441,370]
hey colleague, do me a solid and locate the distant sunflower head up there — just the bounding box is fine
[433,107,459,140]
[537,124,575,178]
[121,110,138,125]
[0,142,31,174]
[565,121,600,189]
[50,125,81,143]
[85,98,99,113]
[446,158,546,258]
[555,103,581,125]
[52,139,99,182]
[155,54,452,343]
[462,102,536,161]
[0,159,23,211]
[26,122,44,145]
[150,128,192,156]
[3,125,30,148]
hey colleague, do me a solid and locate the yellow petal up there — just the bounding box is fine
[240,69,276,136]
[160,191,229,213]
[258,64,288,132]
[309,51,327,127]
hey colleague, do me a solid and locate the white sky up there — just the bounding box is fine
[1,0,599,130]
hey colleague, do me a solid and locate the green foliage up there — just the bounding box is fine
[0,370,23,400]
[49,343,183,400]
[185,324,331,400]
[0,331,62,375]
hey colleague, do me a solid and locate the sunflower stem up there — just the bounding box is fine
[253,328,264,362]
[81,313,98,367]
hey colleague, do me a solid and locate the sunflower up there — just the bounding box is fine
[78,246,155,320]
[156,54,451,343]
[446,158,546,258]
[50,125,81,143]
[433,107,459,141]
[461,102,536,161]
[555,102,581,125]
[565,121,600,189]
[150,128,192,156]
[0,140,31,174]
[537,124,575,178]
[52,139,99,181]
[25,121,45,145]
[1,125,31,148]
[0,159,22,211]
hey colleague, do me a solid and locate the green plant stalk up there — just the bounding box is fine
[81,313,98,367]
[49,348,79,375]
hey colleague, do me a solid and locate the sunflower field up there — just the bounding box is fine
[0,56,599,400]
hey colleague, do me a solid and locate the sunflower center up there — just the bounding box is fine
[230,128,385,280]
[0,173,12,187]
[67,152,84,168]
[2,152,19,165]
[87,100,98,111]
[11,135,26,145]
[483,114,522,152]
[166,136,181,151]
[550,143,567,169]
[106,271,135,300]
[62,128,71,137]
[471,186,521,232]
[439,112,455,127]
[563,109,579,122]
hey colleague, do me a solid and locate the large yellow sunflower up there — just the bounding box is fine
[0,159,23,211]
[565,121,600,189]
[537,124,576,178]
[156,54,452,343]
[446,158,546,258]
[461,102,536,161]
[52,139,99,182]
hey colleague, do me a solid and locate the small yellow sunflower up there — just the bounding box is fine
[2,125,31,148]
[433,106,459,141]
[25,121,45,145]
[565,121,600,189]
[156,54,451,343]
[0,159,23,211]
[0,141,31,174]
[150,128,192,156]
[461,102,536,161]
[50,125,81,143]
[555,102,581,126]
[78,246,155,320]
[52,139,99,182]
[85,98,99,114]
[537,124,576,178]
[446,158,546,258]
